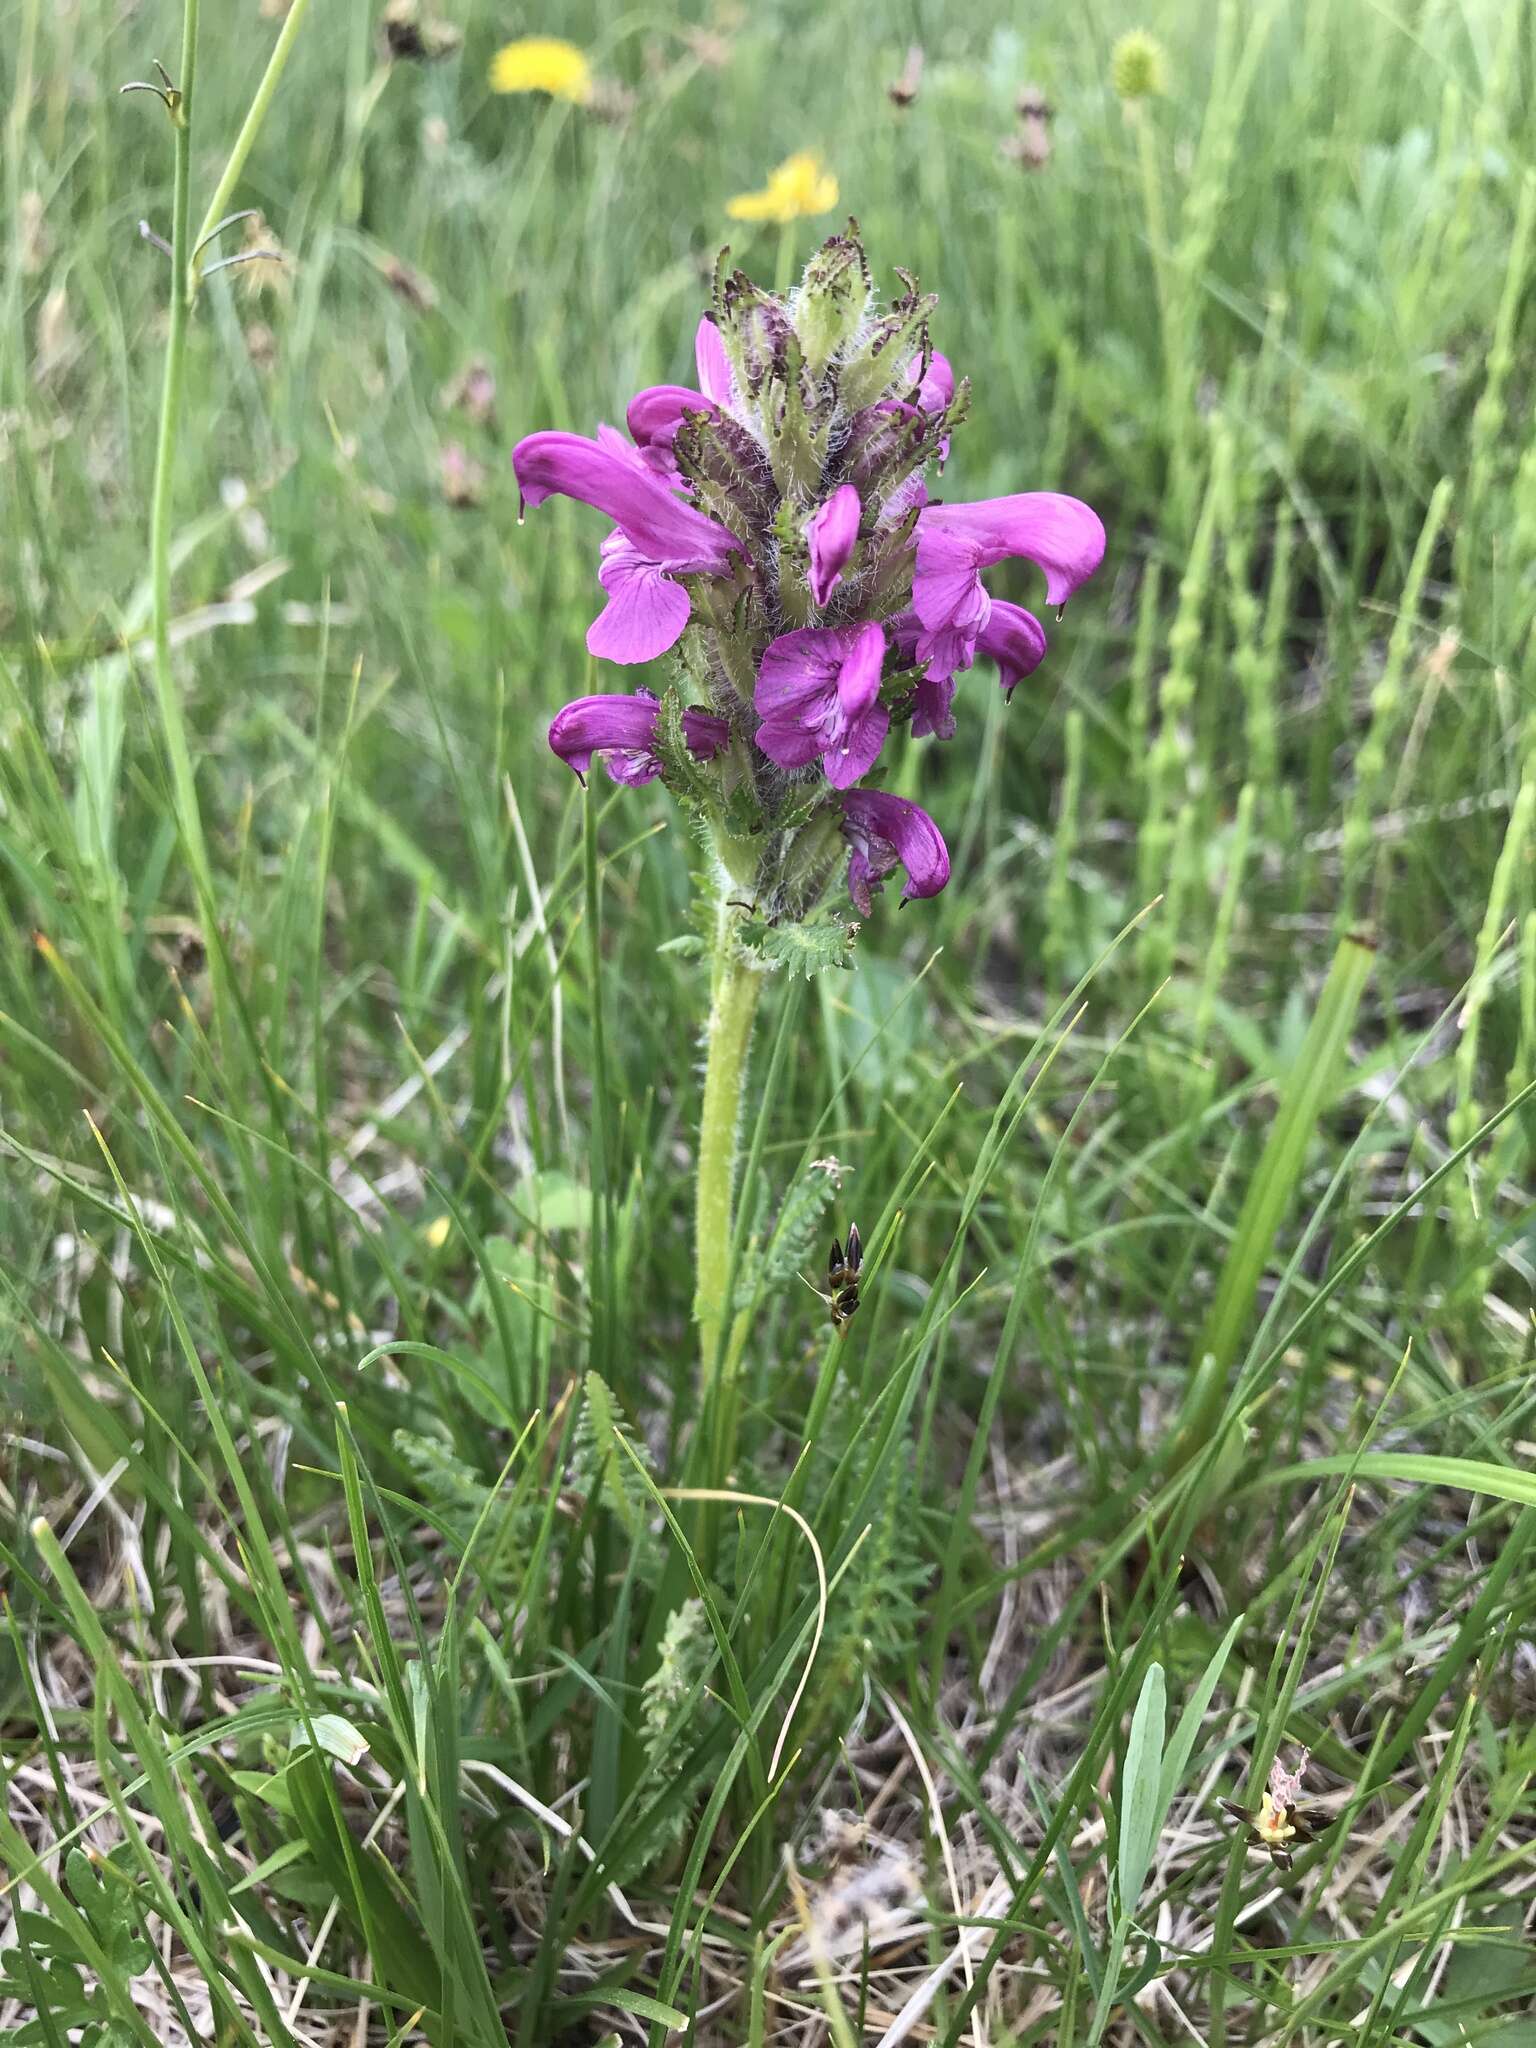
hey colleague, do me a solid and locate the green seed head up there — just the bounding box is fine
[1111,29,1167,103]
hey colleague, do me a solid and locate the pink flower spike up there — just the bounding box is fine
[754,621,889,789]
[839,788,950,913]
[805,484,860,607]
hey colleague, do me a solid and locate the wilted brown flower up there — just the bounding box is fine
[34,286,75,384]
[19,191,48,274]
[245,321,278,372]
[381,254,436,312]
[238,211,291,299]
[381,0,461,61]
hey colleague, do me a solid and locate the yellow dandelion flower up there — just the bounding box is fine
[489,36,593,104]
[726,151,839,224]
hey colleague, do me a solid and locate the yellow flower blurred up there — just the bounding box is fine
[727,151,839,224]
[489,35,593,103]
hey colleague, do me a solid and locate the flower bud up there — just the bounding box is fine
[793,228,873,379]
[837,273,938,413]
[1111,29,1166,103]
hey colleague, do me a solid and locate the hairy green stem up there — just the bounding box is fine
[694,903,762,1383]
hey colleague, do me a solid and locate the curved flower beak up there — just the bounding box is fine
[913,492,1104,673]
[917,491,1105,603]
[978,600,1049,697]
[513,428,744,574]
[549,692,730,786]
[839,788,950,913]
[805,484,861,607]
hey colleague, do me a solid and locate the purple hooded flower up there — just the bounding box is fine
[624,384,717,475]
[840,788,950,913]
[805,484,860,607]
[513,425,746,663]
[549,692,731,787]
[889,596,1050,739]
[755,622,889,788]
[913,493,1104,677]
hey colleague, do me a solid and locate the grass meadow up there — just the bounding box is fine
[4,0,1536,2041]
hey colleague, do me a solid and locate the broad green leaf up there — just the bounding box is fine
[1117,1660,1166,1914]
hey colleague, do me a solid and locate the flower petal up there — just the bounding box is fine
[910,670,956,740]
[823,703,889,788]
[513,428,743,573]
[910,349,955,414]
[625,384,715,454]
[917,492,1105,608]
[754,719,827,771]
[681,707,732,760]
[754,625,845,717]
[588,532,691,664]
[548,694,661,781]
[976,599,1048,696]
[695,317,737,408]
[840,788,950,911]
[911,522,993,666]
[805,484,861,607]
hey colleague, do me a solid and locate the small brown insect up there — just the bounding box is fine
[1220,1750,1334,1872]
[827,1223,862,1331]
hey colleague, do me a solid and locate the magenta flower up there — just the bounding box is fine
[840,788,950,913]
[913,493,1104,678]
[891,598,1048,738]
[805,484,860,607]
[513,425,745,663]
[755,622,889,788]
[549,692,730,787]
[694,316,738,410]
[910,350,954,461]
[911,349,954,415]
[625,384,717,473]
